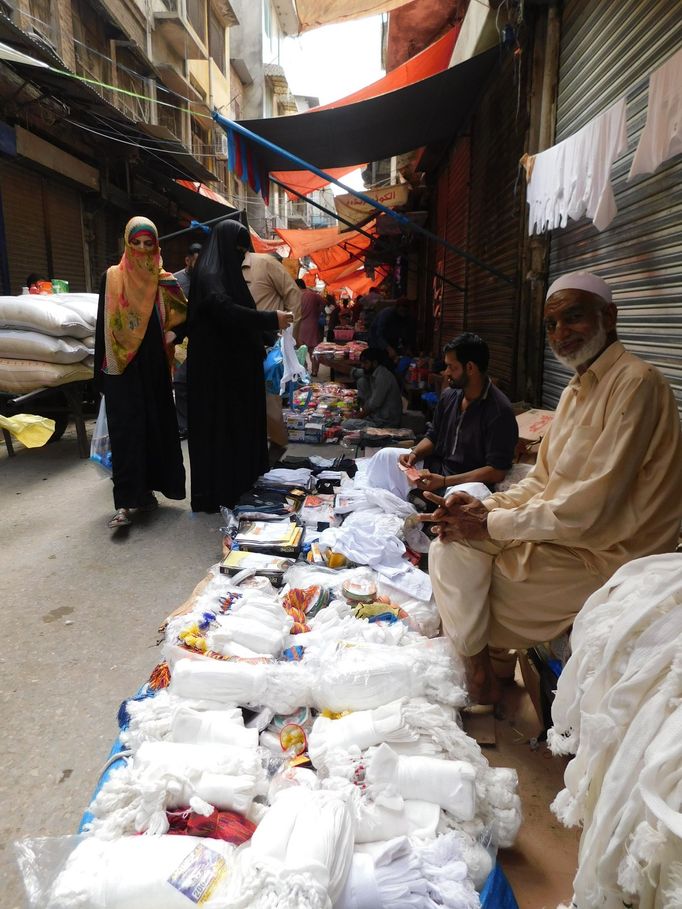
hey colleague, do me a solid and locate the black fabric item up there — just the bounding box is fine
[95,274,185,509]
[186,220,279,512]
[220,49,498,172]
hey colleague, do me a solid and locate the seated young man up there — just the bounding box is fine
[364,333,518,499]
[342,347,404,431]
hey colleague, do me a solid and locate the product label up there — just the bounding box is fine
[168,843,227,904]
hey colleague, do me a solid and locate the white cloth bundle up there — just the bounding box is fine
[233,788,354,908]
[297,601,418,657]
[209,615,289,657]
[52,293,98,327]
[121,689,245,751]
[170,705,259,748]
[336,834,480,909]
[355,799,441,844]
[169,657,269,706]
[309,699,419,771]
[366,744,476,821]
[318,523,406,572]
[168,656,312,716]
[548,554,682,908]
[46,835,234,909]
[310,639,466,713]
[88,741,265,838]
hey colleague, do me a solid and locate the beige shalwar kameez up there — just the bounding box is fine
[430,342,682,655]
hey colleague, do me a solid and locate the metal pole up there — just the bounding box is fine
[214,111,514,286]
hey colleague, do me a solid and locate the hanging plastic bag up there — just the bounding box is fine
[263,343,284,396]
[89,396,112,474]
[279,326,308,394]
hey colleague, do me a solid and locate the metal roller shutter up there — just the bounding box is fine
[466,52,528,397]
[0,159,49,293]
[543,0,682,411]
[45,182,88,292]
[441,137,470,348]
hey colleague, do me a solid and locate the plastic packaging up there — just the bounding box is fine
[89,397,112,474]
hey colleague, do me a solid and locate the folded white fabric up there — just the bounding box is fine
[46,835,235,909]
[234,788,354,908]
[336,833,480,909]
[170,705,259,748]
[629,46,682,179]
[309,699,419,771]
[88,741,264,838]
[122,689,247,751]
[168,657,312,716]
[318,524,406,572]
[169,657,269,706]
[0,329,93,364]
[311,640,466,713]
[261,467,312,486]
[366,744,476,821]
[354,799,441,844]
[209,615,289,657]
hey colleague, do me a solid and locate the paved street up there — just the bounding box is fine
[0,425,220,907]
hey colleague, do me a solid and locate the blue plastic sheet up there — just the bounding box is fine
[481,864,519,909]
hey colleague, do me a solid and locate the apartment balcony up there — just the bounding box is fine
[154,0,206,59]
[286,199,312,229]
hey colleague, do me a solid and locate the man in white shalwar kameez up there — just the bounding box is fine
[426,271,682,704]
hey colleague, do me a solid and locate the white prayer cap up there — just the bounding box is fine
[546,271,612,305]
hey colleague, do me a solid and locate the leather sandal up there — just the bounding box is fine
[108,508,132,528]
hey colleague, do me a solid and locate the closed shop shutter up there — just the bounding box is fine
[45,182,88,291]
[543,0,682,412]
[0,159,49,293]
[466,52,528,397]
[441,137,469,348]
[0,159,88,293]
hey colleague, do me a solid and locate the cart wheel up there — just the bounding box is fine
[47,414,69,443]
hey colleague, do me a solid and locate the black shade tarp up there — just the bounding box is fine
[232,48,498,172]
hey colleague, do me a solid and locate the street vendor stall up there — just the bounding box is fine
[312,339,367,380]
[0,293,96,457]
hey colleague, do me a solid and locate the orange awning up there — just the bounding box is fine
[273,165,366,202]
[311,233,372,271]
[175,179,232,207]
[273,225,363,258]
[250,228,290,257]
[325,267,388,297]
[271,26,460,199]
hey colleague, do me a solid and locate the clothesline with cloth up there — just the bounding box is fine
[522,45,682,235]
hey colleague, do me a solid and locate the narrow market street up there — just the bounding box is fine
[0,428,220,908]
[1,422,578,909]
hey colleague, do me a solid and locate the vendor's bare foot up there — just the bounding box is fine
[465,649,503,706]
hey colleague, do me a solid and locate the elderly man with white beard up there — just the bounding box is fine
[424,271,682,705]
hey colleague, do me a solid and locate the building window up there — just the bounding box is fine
[209,9,225,72]
[187,0,206,44]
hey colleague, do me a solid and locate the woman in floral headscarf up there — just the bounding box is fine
[94,217,188,529]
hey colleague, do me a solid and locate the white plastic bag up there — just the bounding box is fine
[279,326,308,393]
[89,397,111,474]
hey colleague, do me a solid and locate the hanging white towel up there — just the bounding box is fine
[526,98,627,234]
[629,47,682,179]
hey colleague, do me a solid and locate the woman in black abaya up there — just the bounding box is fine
[187,220,293,512]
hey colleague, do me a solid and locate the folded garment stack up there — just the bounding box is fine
[23,454,525,908]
